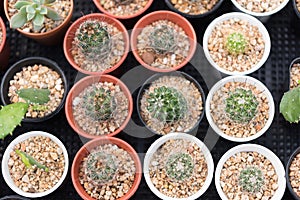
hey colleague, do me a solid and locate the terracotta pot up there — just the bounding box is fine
[0,16,9,71]
[65,75,133,139]
[71,137,142,200]
[131,10,197,73]
[4,0,74,45]
[63,13,129,75]
[92,0,153,19]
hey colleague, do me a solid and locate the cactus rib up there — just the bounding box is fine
[0,102,28,139]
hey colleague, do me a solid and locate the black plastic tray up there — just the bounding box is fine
[1,0,300,199]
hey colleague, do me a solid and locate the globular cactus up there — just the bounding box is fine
[238,167,264,193]
[149,25,176,54]
[17,88,50,104]
[225,32,247,55]
[85,151,117,185]
[147,86,187,122]
[83,88,116,121]
[280,87,300,123]
[10,0,61,32]
[166,152,194,181]
[225,88,258,123]
[76,20,112,62]
[0,102,28,139]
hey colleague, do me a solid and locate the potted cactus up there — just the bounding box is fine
[205,75,275,142]
[4,0,73,45]
[137,72,205,135]
[65,75,133,139]
[131,10,197,72]
[144,133,214,199]
[203,12,271,75]
[215,144,286,200]
[92,0,153,19]
[71,137,142,200]
[63,13,129,75]
[0,17,10,71]
[164,0,225,18]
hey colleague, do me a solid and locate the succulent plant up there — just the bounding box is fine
[16,149,49,172]
[17,88,50,104]
[149,25,176,54]
[76,20,112,62]
[280,86,300,123]
[225,32,248,55]
[85,151,117,185]
[166,152,194,181]
[147,86,187,122]
[83,87,116,121]
[10,0,61,32]
[0,102,28,140]
[238,167,264,193]
[225,88,258,123]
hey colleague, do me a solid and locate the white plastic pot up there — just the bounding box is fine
[231,0,290,18]
[205,75,275,142]
[215,144,286,200]
[144,132,214,200]
[203,12,271,76]
[2,131,69,198]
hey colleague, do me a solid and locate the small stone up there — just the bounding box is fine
[142,52,155,64]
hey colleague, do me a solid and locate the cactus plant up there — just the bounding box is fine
[149,25,176,54]
[15,149,49,172]
[225,32,248,55]
[280,86,300,123]
[85,151,117,185]
[10,0,62,32]
[76,20,112,62]
[165,152,194,181]
[225,88,258,123]
[17,88,50,104]
[83,87,116,121]
[238,167,264,193]
[0,103,28,139]
[147,86,188,122]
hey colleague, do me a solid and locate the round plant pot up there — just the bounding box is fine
[205,75,275,142]
[215,144,286,200]
[1,131,69,198]
[4,0,73,45]
[0,16,10,71]
[0,195,30,200]
[131,10,197,73]
[164,0,225,18]
[144,132,214,200]
[289,57,300,90]
[286,146,300,200]
[65,75,133,139]
[92,0,153,19]
[230,0,289,21]
[203,12,271,76]
[137,71,205,135]
[0,57,68,123]
[63,13,129,75]
[71,137,142,200]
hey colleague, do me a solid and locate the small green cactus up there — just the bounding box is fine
[166,152,194,181]
[83,88,116,121]
[280,87,300,123]
[149,25,176,54]
[76,20,112,62]
[85,151,117,185]
[17,88,50,104]
[16,149,49,172]
[238,167,264,193]
[10,0,61,32]
[147,86,187,122]
[0,103,28,139]
[225,88,258,123]
[225,32,247,55]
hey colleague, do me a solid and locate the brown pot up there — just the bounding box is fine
[0,17,9,71]
[4,0,74,45]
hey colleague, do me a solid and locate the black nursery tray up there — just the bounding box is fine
[1,0,300,200]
